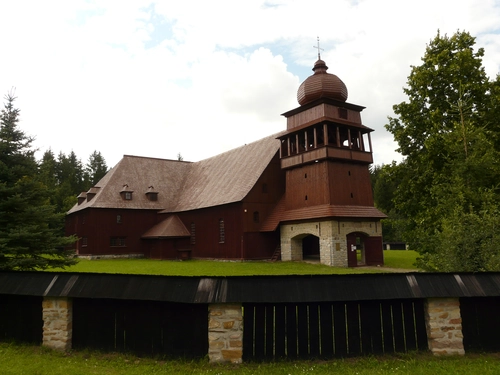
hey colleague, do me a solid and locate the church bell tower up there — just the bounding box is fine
[278,57,386,267]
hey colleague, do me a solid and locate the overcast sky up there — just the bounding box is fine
[1,0,499,168]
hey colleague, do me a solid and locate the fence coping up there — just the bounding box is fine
[1,271,499,303]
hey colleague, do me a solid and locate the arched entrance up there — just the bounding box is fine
[347,232,367,267]
[302,234,320,261]
[288,233,320,262]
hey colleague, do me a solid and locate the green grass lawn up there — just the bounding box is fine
[382,250,419,270]
[0,343,498,375]
[52,251,419,276]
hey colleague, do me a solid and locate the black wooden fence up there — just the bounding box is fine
[72,298,208,358]
[0,294,42,344]
[242,299,427,360]
[2,273,500,360]
[461,297,500,352]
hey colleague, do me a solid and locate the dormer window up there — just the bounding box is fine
[145,186,159,201]
[77,192,87,205]
[86,187,100,202]
[120,184,134,201]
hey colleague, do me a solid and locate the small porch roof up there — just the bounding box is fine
[142,215,190,239]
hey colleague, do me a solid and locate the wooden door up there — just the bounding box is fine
[347,233,358,267]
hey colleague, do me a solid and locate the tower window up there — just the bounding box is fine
[305,195,308,200]
[253,211,260,223]
[219,219,225,243]
[339,108,348,119]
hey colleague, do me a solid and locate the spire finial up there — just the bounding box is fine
[313,36,324,60]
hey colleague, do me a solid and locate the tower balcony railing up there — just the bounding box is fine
[280,145,373,169]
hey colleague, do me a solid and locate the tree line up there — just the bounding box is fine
[0,92,108,271]
[372,30,500,272]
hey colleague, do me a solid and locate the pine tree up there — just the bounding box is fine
[0,92,77,271]
[85,150,108,186]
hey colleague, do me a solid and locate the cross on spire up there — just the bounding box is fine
[313,36,324,60]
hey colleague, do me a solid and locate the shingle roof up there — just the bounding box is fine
[166,132,284,213]
[260,201,387,231]
[279,204,388,221]
[142,215,190,238]
[67,156,192,214]
[68,133,284,215]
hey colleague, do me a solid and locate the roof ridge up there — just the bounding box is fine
[123,154,193,163]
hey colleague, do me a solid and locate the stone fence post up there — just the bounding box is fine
[208,303,243,363]
[42,297,73,351]
[424,297,465,355]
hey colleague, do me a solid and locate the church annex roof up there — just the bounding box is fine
[142,215,190,238]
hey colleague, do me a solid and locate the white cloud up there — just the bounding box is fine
[0,0,499,168]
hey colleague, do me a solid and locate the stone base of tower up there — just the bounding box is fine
[280,219,383,267]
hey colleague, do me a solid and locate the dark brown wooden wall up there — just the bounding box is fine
[285,162,329,210]
[243,153,285,232]
[147,238,191,260]
[285,160,374,210]
[66,208,159,256]
[67,201,281,260]
[364,236,384,266]
[175,203,279,260]
[327,162,374,206]
[242,232,280,259]
[176,204,244,259]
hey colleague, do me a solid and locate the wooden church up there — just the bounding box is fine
[65,57,386,267]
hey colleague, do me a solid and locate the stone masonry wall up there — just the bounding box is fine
[208,304,243,363]
[42,297,73,351]
[425,298,465,355]
[280,219,381,267]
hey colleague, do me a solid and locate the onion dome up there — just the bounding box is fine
[297,59,348,105]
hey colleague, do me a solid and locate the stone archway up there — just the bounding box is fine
[289,233,307,262]
[281,222,346,266]
[302,234,320,261]
[281,220,382,268]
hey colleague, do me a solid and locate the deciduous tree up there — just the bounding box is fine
[385,31,500,271]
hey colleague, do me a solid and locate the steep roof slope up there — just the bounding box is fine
[165,132,283,213]
[67,155,192,214]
